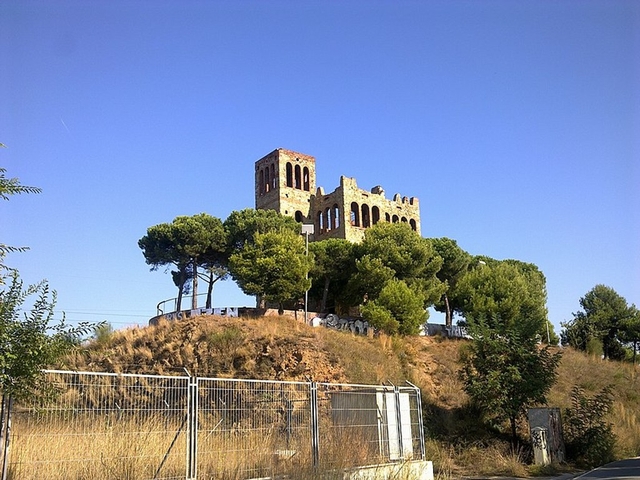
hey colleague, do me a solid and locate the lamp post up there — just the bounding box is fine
[301,224,315,324]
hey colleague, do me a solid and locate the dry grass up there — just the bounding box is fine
[548,347,640,459]
[9,413,403,479]
[50,316,640,476]
[9,416,186,480]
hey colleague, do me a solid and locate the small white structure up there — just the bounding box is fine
[528,408,565,465]
[331,389,414,461]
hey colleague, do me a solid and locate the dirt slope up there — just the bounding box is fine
[61,314,640,459]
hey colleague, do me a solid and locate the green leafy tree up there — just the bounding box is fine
[308,238,355,313]
[200,265,229,310]
[562,285,638,360]
[1,272,94,401]
[228,230,311,313]
[355,223,444,308]
[1,159,96,401]
[361,279,426,335]
[345,255,396,307]
[0,167,42,200]
[564,385,616,468]
[457,259,549,339]
[459,319,561,445]
[431,237,471,327]
[138,213,227,311]
[620,309,640,365]
[224,208,300,252]
[1,165,42,263]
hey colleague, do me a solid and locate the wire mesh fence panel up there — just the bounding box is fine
[315,383,425,472]
[5,371,425,479]
[7,371,190,480]
[196,378,313,479]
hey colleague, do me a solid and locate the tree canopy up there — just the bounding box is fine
[228,229,311,312]
[138,213,227,311]
[308,238,355,313]
[562,285,639,360]
[459,319,561,445]
[457,256,560,444]
[361,279,425,335]
[224,208,300,252]
[456,259,549,339]
[354,223,444,310]
[431,237,472,327]
[0,273,92,401]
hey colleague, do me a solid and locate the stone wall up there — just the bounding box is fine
[255,148,421,243]
[255,148,316,222]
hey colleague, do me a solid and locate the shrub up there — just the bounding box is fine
[564,385,616,468]
[586,337,603,358]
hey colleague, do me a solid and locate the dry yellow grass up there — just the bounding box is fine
[10,412,405,479]
[50,315,640,475]
[549,347,640,459]
[9,416,186,480]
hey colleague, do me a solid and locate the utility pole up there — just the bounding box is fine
[301,224,315,324]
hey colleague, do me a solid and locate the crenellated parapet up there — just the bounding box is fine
[254,148,421,243]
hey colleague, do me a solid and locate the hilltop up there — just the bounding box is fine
[62,315,640,476]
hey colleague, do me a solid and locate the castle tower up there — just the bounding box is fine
[255,148,316,223]
[255,147,421,243]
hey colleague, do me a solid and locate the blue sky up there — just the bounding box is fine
[2,1,638,333]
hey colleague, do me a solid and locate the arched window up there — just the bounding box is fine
[350,202,360,227]
[410,219,417,231]
[303,167,310,191]
[271,163,276,190]
[361,204,370,228]
[401,216,407,223]
[295,211,304,223]
[258,170,264,196]
[317,211,324,232]
[385,213,391,222]
[264,167,270,193]
[294,165,301,189]
[372,206,380,225]
[325,208,331,231]
[333,204,340,229]
[392,215,399,223]
[286,163,293,187]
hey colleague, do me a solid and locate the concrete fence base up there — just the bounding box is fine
[345,460,434,480]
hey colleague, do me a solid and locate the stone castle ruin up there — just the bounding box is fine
[255,148,421,242]
[150,148,422,326]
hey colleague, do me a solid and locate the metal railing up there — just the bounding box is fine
[156,293,211,316]
[2,370,424,479]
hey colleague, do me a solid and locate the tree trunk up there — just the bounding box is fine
[176,283,183,313]
[510,415,518,448]
[206,271,214,309]
[173,267,187,313]
[321,276,330,313]
[444,294,452,328]
[191,259,198,310]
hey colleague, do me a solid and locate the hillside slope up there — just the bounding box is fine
[62,315,640,469]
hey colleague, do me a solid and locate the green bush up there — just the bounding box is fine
[206,326,244,353]
[586,337,603,358]
[564,385,616,468]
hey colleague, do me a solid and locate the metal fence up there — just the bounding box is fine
[1,370,424,480]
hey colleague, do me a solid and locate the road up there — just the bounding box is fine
[575,458,640,480]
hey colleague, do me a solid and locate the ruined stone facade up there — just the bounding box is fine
[255,148,420,243]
